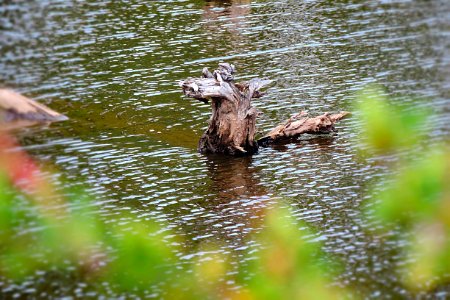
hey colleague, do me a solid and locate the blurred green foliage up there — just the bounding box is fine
[356,85,430,153]
[243,207,343,299]
[0,140,336,298]
[0,86,449,297]
[373,149,449,227]
[357,86,450,290]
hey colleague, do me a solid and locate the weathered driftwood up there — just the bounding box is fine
[180,63,271,155]
[0,89,67,130]
[179,63,349,155]
[257,111,349,147]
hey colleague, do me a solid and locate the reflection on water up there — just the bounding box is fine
[266,134,337,152]
[0,0,449,298]
[203,0,251,34]
[202,155,268,241]
[206,155,265,202]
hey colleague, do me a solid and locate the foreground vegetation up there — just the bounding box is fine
[0,87,448,298]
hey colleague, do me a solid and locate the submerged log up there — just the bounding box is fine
[0,89,67,130]
[179,63,349,155]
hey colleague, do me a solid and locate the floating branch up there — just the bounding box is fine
[257,111,350,147]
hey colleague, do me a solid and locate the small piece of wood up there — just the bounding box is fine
[0,89,67,130]
[179,63,349,156]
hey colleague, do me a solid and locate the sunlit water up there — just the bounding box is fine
[1,0,449,298]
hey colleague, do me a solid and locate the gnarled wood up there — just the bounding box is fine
[179,63,349,155]
[257,111,350,147]
[180,63,271,155]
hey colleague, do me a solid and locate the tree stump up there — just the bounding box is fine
[179,63,349,156]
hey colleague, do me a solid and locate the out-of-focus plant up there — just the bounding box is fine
[240,207,344,299]
[375,148,450,290]
[0,134,179,293]
[0,135,105,280]
[356,86,430,154]
[0,133,339,299]
[358,86,450,290]
[0,84,448,298]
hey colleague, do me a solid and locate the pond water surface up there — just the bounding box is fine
[1,0,450,298]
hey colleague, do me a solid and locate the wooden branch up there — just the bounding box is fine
[258,111,350,147]
[179,64,271,104]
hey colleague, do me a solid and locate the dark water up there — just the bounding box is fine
[1,0,450,298]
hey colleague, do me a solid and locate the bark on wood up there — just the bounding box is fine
[0,89,67,130]
[179,63,349,156]
[180,63,271,155]
[257,111,350,147]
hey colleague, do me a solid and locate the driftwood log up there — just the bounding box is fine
[179,63,349,155]
[0,89,67,130]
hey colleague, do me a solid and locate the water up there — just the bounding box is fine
[1,0,449,298]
